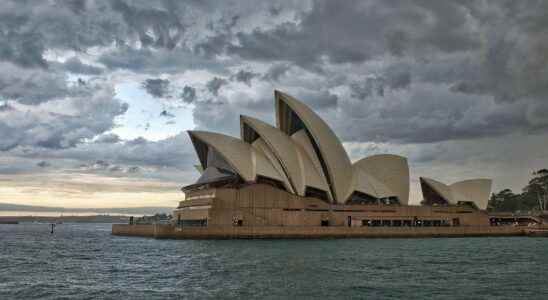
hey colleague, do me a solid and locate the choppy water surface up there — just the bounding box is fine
[1,223,547,299]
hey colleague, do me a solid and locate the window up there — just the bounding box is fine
[347,191,378,205]
[362,219,370,227]
[392,220,402,227]
[382,220,391,227]
[305,186,329,203]
[181,219,207,227]
[321,220,329,227]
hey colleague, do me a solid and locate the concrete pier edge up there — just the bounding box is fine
[112,224,548,239]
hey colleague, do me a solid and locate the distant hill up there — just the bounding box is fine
[0,202,173,215]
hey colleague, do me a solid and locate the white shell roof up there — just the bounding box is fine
[241,116,330,198]
[275,90,352,204]
[352,154,410,204]
[188,131,284,183]
[420,177,492,210]
[186,90,492,209]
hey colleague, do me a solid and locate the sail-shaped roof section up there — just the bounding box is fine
[250,137,294,193]
[450,179,492,210]
[188,131,284,183]
[351,165,394,199]
[420,177,491,209]
[353,154,410,205]
[240,115,331,199]
[275,90,352,204]
[420,177,454,205]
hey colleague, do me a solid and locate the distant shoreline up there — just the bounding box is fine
[0,215,130,224]
[0,202,172,216]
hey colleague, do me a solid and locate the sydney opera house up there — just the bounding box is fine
[173,91,495,230]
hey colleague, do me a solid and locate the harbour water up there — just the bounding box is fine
[1,223,547,299]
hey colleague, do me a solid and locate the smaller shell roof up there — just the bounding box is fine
[188,131,284,183]
[352,154,410,204]
[420,177,492,210]
[351,165,394,199]
[450,179,492,210]
[420,177,455,204]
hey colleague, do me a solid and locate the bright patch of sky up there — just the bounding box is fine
[112,82,195,141]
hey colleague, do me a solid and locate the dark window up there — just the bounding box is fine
[321,220,329,227]
[457,201,478,209]
[372,220,382,227]
[452,218,460,226]
[347,191,378,205]
[305,186,329,203]
[382,220,391,227]
[387,196,400,205]
[403,220,412,227]
[392,220,402,227]
[362,219,370,226]
[181,219,207,227]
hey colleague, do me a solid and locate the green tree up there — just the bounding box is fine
[488,189,518,212]
[522,169,548,211]
[489,169,548,212]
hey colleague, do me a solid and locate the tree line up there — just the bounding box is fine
[488,169,548,213]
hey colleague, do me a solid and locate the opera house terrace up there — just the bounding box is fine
[113,91,547,239]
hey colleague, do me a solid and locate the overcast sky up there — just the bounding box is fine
[1,0,547,208]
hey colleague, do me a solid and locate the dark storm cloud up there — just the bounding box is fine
[0,0,206,69]
[37,161,51,168]
[16,132,197,171]
[0,82,128,150]
[226,0,480,68]
[0,62,69,104]
[296,90,339,110]
[231,70,259,86]
[180,86,197,104]
[142,78,170,98]
[206,77,228,96]
[262,63,292,82]
[350,77,385,100]
[110,0,186,50]
[334,83,548,144]
[349,67,411,100]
